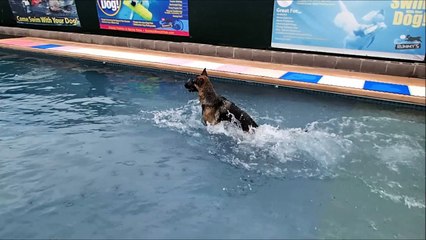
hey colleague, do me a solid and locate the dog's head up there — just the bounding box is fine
[184,68,209,92]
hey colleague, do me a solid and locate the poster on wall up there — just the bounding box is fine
[7,0,81,26]
[96,0,189,36]
[271,0,425,61]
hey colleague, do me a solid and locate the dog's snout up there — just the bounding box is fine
[184,79,197,92]
[184,79,192,88]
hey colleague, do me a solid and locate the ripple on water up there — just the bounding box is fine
[139,100,425,209]
[140,100,353,179]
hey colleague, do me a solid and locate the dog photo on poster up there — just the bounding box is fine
[7,0,81,26]
[271,0,425,61]
[96,0,189,36]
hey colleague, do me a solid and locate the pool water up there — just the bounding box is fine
[0,52,424,239]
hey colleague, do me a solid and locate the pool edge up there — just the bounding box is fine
[0,39,425,108]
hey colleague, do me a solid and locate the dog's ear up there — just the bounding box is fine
[201,68,208,76]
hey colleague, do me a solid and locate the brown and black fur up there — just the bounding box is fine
[184,69,258,132]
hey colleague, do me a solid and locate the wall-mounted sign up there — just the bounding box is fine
[271,0,425,61]
[8,0,81,26]
[96,0,189,36]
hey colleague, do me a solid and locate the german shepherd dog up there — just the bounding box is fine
[184,69,258,132]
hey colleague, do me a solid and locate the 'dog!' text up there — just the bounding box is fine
[391,0,425,28]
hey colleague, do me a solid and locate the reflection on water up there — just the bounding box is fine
[83,70,113,97]
[0,52,424,239]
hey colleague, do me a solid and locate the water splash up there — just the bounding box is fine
[138,100,425,208]
[140,100,353,179]
[361,178,425,209]
[140,100,204,137]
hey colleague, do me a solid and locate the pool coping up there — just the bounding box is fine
[0,36,425,107]
[1,26,425,79]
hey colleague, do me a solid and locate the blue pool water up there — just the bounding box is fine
[0,52,425,239]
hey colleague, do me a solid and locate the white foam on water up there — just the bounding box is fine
[377,143,424,173]
[329,115,425,210]
[139,101,425,208]
[140,100,353,179]
[64,97,118,105]
[11,70,56,82]
[404,196,426,209]
[35,86,55,91]
[140,100,204,137]
[367,184,425,209]
[0,85,27,93]
[206,121,352,167]
[309,116,425,172]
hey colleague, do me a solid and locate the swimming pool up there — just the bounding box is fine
[0,51,424,239]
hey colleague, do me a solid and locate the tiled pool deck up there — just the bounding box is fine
[0,36,424,106]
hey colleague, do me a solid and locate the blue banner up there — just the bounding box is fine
[96,0,189,36]
[272,0,425,61]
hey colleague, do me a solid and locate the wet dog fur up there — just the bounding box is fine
[184,69,258,132]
